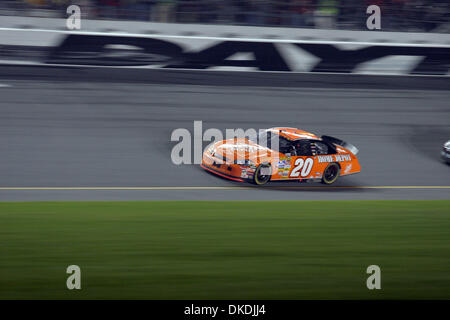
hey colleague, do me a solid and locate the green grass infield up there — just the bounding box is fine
[0,200,449,299]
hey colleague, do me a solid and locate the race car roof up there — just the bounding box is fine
[267,127,320,141]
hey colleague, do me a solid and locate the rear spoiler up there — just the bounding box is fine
[321,135,359,155]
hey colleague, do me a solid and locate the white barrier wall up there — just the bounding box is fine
[0,17,449,76]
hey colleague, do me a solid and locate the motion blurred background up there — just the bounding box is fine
[0,0,449,301]
[1,0,449,32]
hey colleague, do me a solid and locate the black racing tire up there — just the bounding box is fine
[321,163,340,185]
[251,163,272,185]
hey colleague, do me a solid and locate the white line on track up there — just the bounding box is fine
[0,84,11,88]
[0,186,449,190]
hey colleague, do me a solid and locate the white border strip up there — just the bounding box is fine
[2,27,450,48]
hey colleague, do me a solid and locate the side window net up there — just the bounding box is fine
[311,141,336,155]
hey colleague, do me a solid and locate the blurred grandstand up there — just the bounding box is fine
[0,0,449,32]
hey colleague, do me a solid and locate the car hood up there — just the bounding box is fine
[210,138,282,164]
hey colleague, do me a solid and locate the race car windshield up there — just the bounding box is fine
[251,131,290,153]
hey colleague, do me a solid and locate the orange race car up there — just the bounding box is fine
[201,127,361,185]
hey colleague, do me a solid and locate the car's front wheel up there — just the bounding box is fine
[252,163,271,185]
[322,163,340,185]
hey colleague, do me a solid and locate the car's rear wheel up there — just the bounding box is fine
[252,164,271,185]
[322,163,340,185]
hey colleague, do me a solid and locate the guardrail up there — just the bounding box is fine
[1,16,450,45]
[1,15,449,77]
[1,27,449,76]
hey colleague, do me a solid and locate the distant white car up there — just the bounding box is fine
[441,140,450,164]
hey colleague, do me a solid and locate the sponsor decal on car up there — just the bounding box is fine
[344,163,353,174]
[317,155,334,163]
[335,154,352,162]
[277,156,292,178]
[280,169,290,177]
[317,154,351,163]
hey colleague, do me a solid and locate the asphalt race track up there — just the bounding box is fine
[0,70,449,200]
